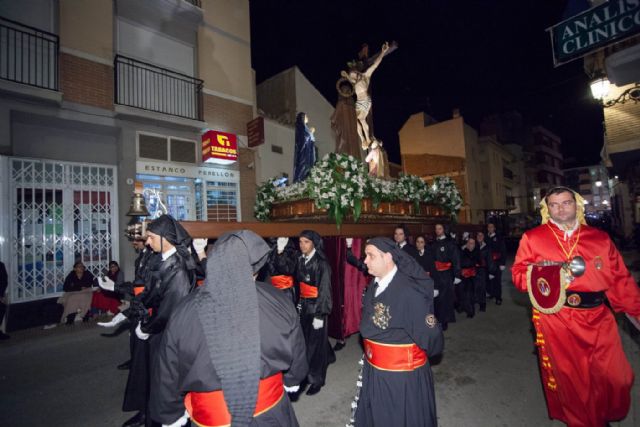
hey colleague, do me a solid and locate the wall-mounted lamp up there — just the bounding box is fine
[591,76,640,108]
[590,76,610,100]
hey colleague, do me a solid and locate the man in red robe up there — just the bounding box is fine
[512,186,640,427]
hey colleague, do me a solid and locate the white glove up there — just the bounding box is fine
[284,384,300,393]
[277,237,289,253]
[433,289,439,298]
[162,411,190,427]
[135,322,150,340]
[453,278,462,285]
[499,265,506,271]
[97,276,115,291]
[462,231,469,240]
[345,238,353,248]
[193,238,208,254]
[97,312,127,328]
[312,317,324,330]
[489,274,495,280]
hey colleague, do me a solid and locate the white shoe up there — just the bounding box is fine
[434,289,440,298]
[43,323,58,330]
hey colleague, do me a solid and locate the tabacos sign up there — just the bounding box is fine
[202,130,238,165]
[549,0,640,66]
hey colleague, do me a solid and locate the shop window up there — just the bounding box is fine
[139,134,168,160]
[170,138,196,163]
[206,181,238,222]
[138,133,196,164]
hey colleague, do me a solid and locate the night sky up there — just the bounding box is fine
[249,0,604,167]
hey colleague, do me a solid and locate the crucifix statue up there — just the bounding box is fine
[340,41,394,150]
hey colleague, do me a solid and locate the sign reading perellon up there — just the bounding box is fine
[136,161,238,182]
[549,0,640,66]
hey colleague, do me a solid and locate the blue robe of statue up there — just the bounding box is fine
[293,112,317,183]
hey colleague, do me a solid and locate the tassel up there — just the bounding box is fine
[347,354,365,425]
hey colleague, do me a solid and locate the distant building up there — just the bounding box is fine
[563,164,612,213]
[399,111,483,224]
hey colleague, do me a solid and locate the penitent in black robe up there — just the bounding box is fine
[355,269,444,427]
[294,252,335,387]
[150,281,308,426]
[429,237,460,325]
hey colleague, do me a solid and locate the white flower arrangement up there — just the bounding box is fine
[253,154,463,225]
[430,176,464,217]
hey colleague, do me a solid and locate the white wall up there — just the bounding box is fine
[255,118,294,184]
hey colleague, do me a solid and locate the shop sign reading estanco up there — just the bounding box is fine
[202,130,238,165]
[136,161,238,182]
[549,0,640,66]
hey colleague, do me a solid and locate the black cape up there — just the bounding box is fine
[150,281,308,426]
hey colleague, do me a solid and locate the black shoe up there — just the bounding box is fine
[479,305,486,312]
[333,341,346,351]
[122,411,145,427]
[466,312,475,318]
[495,298,503,306]
[117,360,131,370]
[65,313,76,325]
[441,322,448,331]
[0,332,10,340]
[306,384,322,396]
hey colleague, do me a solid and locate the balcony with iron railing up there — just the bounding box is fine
[0,16,58,91]
[114,55,204,121]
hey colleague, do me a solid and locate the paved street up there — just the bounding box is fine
[1,254,638,427]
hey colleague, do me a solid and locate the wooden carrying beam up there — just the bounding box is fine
[180,221,483,239]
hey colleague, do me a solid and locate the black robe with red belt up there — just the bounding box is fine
[428,237,460,324]
[150,281,308,426]
[294,252,335,387]
[355,269,444,427]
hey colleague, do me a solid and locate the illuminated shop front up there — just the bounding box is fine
[136,130,241,221]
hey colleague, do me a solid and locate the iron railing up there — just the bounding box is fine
[0,16,59,91]
[114,54,203,121]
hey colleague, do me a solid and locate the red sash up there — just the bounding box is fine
[299,282,318,298]
[133,286,154,316]
[271,275,294,290]
[461,267,476,278]
[434,261,452,272]
[184,372,284,427]
[363,339,427,371]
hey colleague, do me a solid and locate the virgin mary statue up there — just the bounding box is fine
[293,112,317,183]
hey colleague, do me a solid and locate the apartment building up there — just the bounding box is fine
[0,0,255,328]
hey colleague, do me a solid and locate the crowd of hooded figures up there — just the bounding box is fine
[99,185,640,427]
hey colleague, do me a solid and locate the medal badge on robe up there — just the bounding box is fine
[372,302,391,329]
[526,264,570,314]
